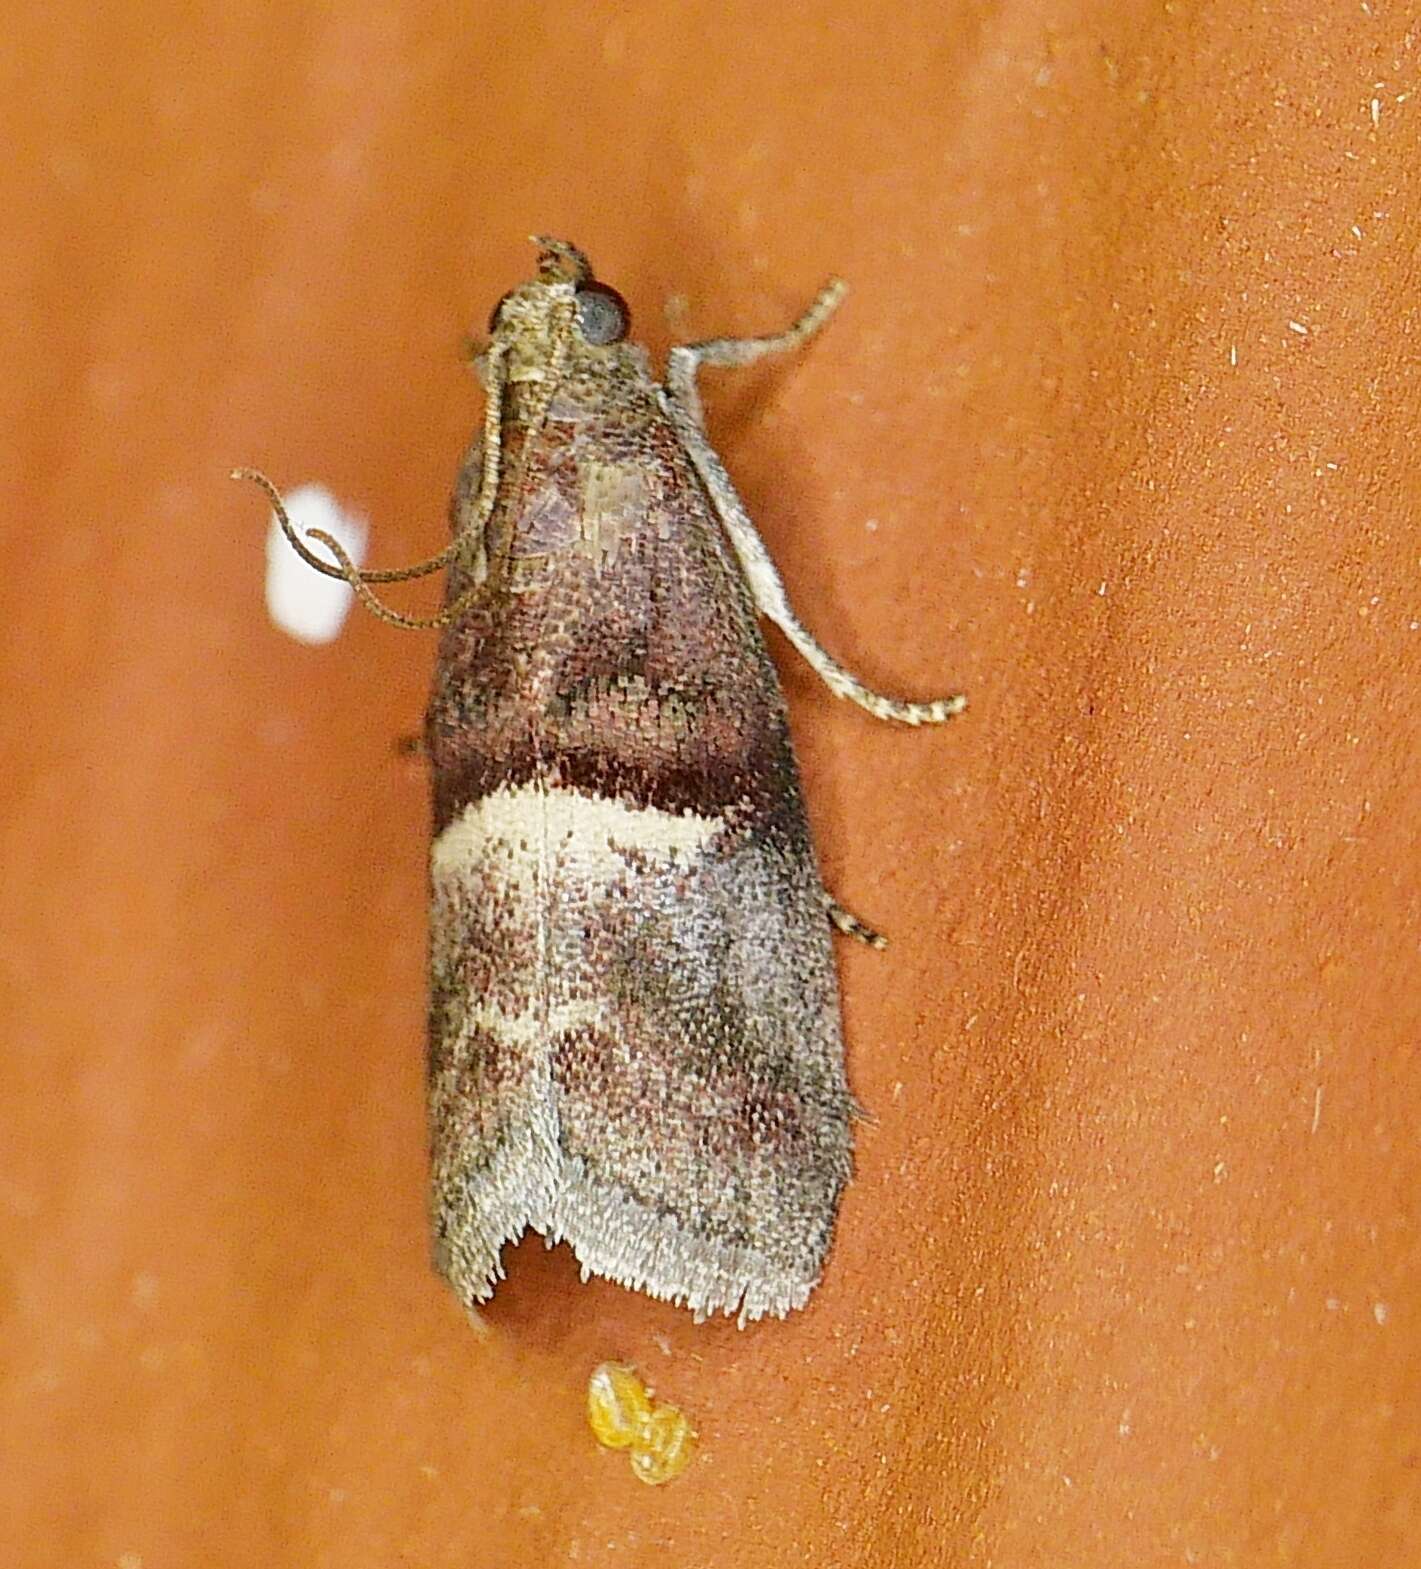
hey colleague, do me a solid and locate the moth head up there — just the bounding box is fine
[484,237,633,383]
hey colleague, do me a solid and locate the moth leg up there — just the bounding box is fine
[661,385,967,728]
[825,895,887,951]
[665,279,848,426]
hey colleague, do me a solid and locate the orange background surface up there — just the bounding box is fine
[4,4,1418,1566]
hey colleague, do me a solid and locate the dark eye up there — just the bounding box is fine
[575,282,630,345]
[487,290,516,331]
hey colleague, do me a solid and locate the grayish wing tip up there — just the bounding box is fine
[547,1175,820,1323]
[435,1162,825,1324]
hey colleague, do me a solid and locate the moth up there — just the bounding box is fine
[236,237,963,1324]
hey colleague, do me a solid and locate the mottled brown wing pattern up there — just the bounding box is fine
[426,379,852,1322]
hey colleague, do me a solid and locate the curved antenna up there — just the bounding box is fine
[230,467,460,585]
[232,338,521,629]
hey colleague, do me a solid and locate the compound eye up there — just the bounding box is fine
[575,282,630,345]
[487,290,516,332]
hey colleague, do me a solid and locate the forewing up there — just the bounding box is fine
[427,395,852,1321]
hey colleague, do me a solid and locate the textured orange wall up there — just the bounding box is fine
[4,4,1418,1566]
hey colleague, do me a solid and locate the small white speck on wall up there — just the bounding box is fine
[263,485,368,645]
